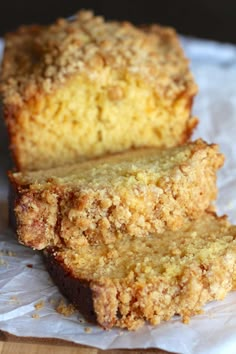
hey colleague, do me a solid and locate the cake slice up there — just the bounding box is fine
[44,212,236,330]
[1,10,197,171]
[9,140,224,250]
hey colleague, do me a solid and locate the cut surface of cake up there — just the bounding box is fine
[1,10,197,171]
[9,140,224,249]
[44,212,236,330]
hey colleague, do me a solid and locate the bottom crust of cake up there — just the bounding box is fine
[44,250,97,324]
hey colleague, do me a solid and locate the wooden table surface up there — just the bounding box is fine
[0,331,172,354]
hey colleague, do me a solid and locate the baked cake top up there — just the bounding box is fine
[1,10,197,107]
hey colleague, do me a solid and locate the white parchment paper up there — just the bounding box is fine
[0,36,236,353]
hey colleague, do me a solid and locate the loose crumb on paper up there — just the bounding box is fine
[10,296,18,301]
[0,249,16,266]
[6,250,16,257]
[32,313,40,319]
[56,299,76,316]
[84,327,92,334]
[34,300,45,310]
[10,296,19,302]
[9,296,21,305]
[0,250,17,257]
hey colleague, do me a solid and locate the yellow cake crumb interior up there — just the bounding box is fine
[13,74,194,170]
[1,10,197,171]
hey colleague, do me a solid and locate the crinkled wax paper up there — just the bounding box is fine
[0,36,236,353]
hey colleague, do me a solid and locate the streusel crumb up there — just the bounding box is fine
[10,140,224,250]
[1,11,197,170]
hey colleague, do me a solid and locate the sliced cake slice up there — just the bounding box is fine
[9,139,224,249]
[44,212,236,330]
[1,10,197,171]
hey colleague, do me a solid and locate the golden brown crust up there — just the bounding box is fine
[1,11,197,106]
[44,212,236,330]
[9,140,224,250]
[1,11,198,171]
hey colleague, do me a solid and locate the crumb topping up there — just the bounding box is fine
[10,140,223,250]
[1,10,197,106]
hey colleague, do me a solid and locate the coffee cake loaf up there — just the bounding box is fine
[1,10,197,171]
[9,140,224,249]
[44,212,236,330]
